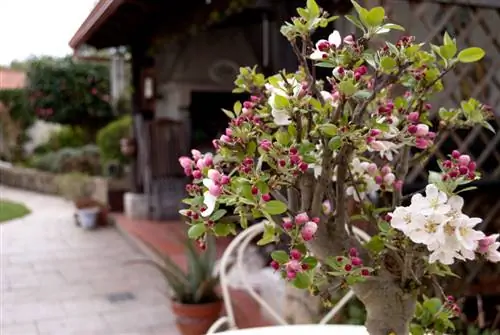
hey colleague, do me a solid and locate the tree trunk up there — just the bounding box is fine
[352,272,416,335]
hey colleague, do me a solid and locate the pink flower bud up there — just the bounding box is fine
[393,180,403,191]
[184,167,192,176]
[415,138,429,149]
[443,160,452,169]
[179,156,193,169]
[370,129,382,137]
[286,260,301,272]
[343,34,355,45]
[458,154,471,166]
[477,235,497,253]
[299,162,308,172]
[204,154,213,167]
[192,170,202,179]
[290,249,302,260]
[270,260,280,270]
[367,163,378,176]
[317,41,330,51]
[207,169,221,182]
[208,184,222,197]
[212,140,220,149]
[424,103,432,110]
[351,257,363,266]
[290,154,300,164]
[261,194,271,202]
[415,124,429,137]
[408,125,418,134]
[375,175,383,185]
[407,112,420,123]
[370,140,386,151]
[259,139,272,151]
[282,217,293,230]
[381,165,392,175]
[301,221,318,241]
[468,161,476,172]
[191,150,202,161]
[286,271,297,280]
[349,248,358,257]
[220,175,230,185]
[452,150,461,159]
[225,128,233,136]
[459,166,468,175]
[344,264,353,272]
[384,172,396,185]
[243,101,253,109]
[295,212,309,225]
[427,131,436,140]
[220,134,231,143]
[361,269,370,276]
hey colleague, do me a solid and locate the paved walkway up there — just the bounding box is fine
[0,186,180,335]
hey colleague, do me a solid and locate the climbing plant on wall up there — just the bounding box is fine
[26,57,115,135]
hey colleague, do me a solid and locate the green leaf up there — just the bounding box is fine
[319,123,338,136]
[188,223,206,239]
[339,80,356,96]
[276,129,291,145]
[263,200,288,215]
[210,209,227,221]
[274,94,290,109]
[353,90,371,99]
[315,61,336,68]
[423,297,442,314]
[293,272,311,289]
[307,0,320,17]
[457,47,485,63]
[351,1,370,28]
[246,140,257,156]
[271,250,289,263]
[256,181,269,194]
[213,222,235,236]
[366,7,385,27]
[443,31,454,46]
[221,108,235,119]
[233,101,242,114]
[345,15,364,30]
[482,121,496,134]
[410,323,425,335]
[377,220,391,233]
[381,23,404,31]
[365,235,385,253]
[428,171,442,184]
[302,256,318,269]
[257,223,276,245]
[380,56,397,71]
[328,136,342,151]
[440,44,457,60]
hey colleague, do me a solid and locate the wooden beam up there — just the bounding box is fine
[429,0,500,9]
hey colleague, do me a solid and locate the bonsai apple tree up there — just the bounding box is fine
[179,1,499,334]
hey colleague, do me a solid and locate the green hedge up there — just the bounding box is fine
[96,115,132,164]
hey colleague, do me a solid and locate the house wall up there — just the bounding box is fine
[145,25,260,220]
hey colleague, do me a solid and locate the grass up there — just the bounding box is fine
[0,199,31,223]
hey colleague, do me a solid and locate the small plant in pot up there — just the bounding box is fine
[128,236,222,335]
[56,172,102,229]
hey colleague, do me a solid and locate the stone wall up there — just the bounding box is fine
[0,165,111,205]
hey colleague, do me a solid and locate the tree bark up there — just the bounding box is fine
[352,272,416,335]
[284,285,322,324]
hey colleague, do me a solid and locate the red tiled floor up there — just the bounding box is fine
[113,214,273,329]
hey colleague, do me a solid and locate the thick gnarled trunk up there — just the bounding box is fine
[352,273,416,335]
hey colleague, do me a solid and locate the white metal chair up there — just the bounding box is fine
[207,221,372,334]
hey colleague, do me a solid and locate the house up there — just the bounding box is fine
[69,0,500,225]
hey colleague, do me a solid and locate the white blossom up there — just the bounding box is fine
[310,30,342,60]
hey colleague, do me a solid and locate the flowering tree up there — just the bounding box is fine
[179,1,499,334]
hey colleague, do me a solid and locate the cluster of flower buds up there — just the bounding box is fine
[396,35,415,49]
[444,296,461,317]
[259,142,309,175]
[406,111,436,150]
[179,150,213,177]
[332,65,367,83]
[241,95,261,115]
[376,100,395,118]
[282,212,319,241]
[374,165,403,191]
[337,248,370,276]
[270,249,310,280]
[441,150,477,181]
[239,157,254,174]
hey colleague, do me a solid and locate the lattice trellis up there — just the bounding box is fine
[351,0,500,184]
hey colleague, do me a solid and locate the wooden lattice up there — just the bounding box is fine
[361,0,500,183]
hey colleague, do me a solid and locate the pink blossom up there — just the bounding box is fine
[458,155,471,166]
[349,248,358,257]
[301,221,318,241]
[343,34,355,45]
[415,138,429,149]
[407,112,420,123]
[351,257,363,266]
[290,249,302,260]
[220,175,230,185]
[381,165,392,175]
[452,150,461,159]
[207,169,221,183]
[259,139,272,151]
[282,217,293,230]
[179,156,193,169]
[415,124,429,137]
[270,261,280,270]
[203,154,213,167]
[477,234,500,262]
[192,170,202,179]
[220,135,231,143]
[383,172,396,185]
[295,212,309,225]
[208,183,222,197]
[286,260,301,272]
[183,167,192,176]
[286,271,297,280]
[367,163,378,176]
[225,128,233,136]
[191,150,202,161]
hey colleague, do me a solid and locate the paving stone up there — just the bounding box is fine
[0,323,39,335]
[36,315,110,334]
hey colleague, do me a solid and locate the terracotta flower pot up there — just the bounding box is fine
[171,300,223,335]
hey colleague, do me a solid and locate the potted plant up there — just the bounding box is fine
[129,236,222,335]
[55,172,103,229]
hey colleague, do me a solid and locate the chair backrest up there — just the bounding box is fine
[217,221,372,329]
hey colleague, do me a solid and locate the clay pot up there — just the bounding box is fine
[171,300,223,335]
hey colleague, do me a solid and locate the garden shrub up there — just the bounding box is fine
[34,126,87,154]
[31,145,101,175]
[96,115,132,164]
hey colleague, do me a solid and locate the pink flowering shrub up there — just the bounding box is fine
[179,1,498,334]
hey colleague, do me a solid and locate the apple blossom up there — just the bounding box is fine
[310,30,342,60]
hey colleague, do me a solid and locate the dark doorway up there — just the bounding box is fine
[189,91,248,152]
